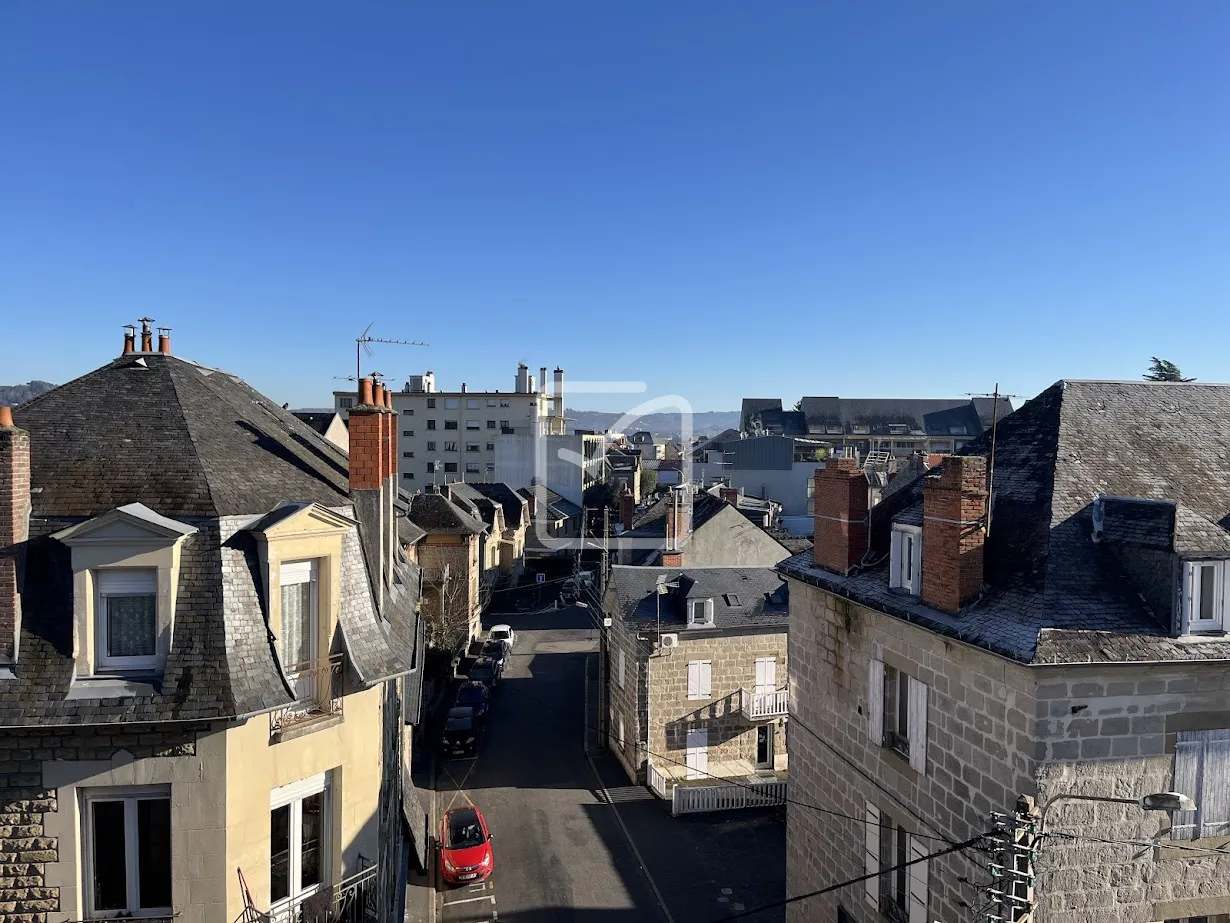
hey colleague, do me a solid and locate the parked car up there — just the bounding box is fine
[489,624,516,649]
[453,681,491,720]
[439,805,494,886]
[441,706,480,758]
[481,640,509,674]
[467,657,500,694]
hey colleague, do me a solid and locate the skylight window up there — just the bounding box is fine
[723,594,741,607]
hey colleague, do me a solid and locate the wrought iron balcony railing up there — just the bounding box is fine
[738,687,789,719]
[236,862,377,923]
[270,653,344,738]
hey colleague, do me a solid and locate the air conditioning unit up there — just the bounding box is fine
[659,633,679,649]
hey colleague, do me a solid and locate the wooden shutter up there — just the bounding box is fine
[909,532,923,595]
[908,676,929,775]
[1172,736,1201,840]
[617,649,625,688]
[889,531,903,589]
[1202,733,1230,837]
[907,836,928,923]
[867,659,885,746]
[864,802,880,907]
[687,662,699,699]
[699,661,712,698]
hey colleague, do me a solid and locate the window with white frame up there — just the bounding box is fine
[1172,728,1230,840]
[466,420,481,430]
[466,463,481,474]
[279,561,319,712]
[444,398,459,409]
[616,648,625,687]
[270,774,329,906]
[867,659,929,774]
[889,526,922,595]
[83,787,172,916]
[1183,560,1228,633]
[864,802,928,922]
[686,660,712,700]
[688,599,714,628]
[466,398,480,409]
[95,569,159,673]
[338,397,353,409]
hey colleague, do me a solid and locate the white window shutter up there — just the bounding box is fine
[908,676,929,775]
[700,661,712,698]
[1172,737,1201,840]
[617,649,625,688]
[96,569,158,595]
[907,836,928,923]
[864,802,880,907]
[1201,737,1230,837]
[705,599,714,624]
[687,662,699,699]
[1182,562,1196,632]
[910,533,923,595]
[889,532,902,589]
[867,659,885,746]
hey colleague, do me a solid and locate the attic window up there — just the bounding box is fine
[688,599,715,627]
[889,424,908,435]
[1183,560,1228,634]
[948,425,968,436]
[851,425,870,435]
[825,425,842,435]
[723,594,741,607]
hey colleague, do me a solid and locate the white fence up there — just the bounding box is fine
[647,761,671,800]
[669,778,787,816]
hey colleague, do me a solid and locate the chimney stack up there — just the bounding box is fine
[812,459,869,575]
[122,326,136,355]
[553,368,564,422]
[619,488,636,533]
[157,327,172,355]
[665,488,692,554]
[719,486,740,508]
[348,378,383,492]
[0,406,30,663]
[540,367,548,396]
[139,317,154,352]
[921,456,988,614]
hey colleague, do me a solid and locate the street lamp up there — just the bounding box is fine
[1040,791,1195,834]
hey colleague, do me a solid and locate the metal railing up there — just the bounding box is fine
[270,653,345,738]
[739,687,788,719]
[237,863,377,923]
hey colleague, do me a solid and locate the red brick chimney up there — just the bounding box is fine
[139,317,154,352]
[665,489,692,552]
[348,378,383,492]
[0,407,30,663]
[619,488,636,533]
[122,326,136,355]
[921,456,988,614]
[812,458,869,575]
[157,327,171,355]
[719,486,740,507]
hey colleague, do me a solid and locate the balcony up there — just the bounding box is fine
[739,687,788,719]
[237,861,377,923]
[270,653,345,740]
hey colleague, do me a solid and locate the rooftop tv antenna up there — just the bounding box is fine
[966,385,1023,538]
[355,322,427,383]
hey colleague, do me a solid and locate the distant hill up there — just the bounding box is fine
[0,380,55,406]
[566,409,739,439]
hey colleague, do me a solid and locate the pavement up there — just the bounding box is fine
[409,603,785,923]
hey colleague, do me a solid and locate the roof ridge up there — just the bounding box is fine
[167,358,222,517]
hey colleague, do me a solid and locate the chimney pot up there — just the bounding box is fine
[921,456,988,614]
[0,407,11,428]
[122,329,136,355]
[358,377,374,406]
[157,328,171,355]
[373,382,386,407]
[139,317,154,352]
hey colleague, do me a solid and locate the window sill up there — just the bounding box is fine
[67,676,160,699]
[879,743,919,778]
[271,711,343,744]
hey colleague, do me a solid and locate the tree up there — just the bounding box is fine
[793,398,803,411]
[640,469,658,496]
[1144,358,1195,382]
[424,565,475,654]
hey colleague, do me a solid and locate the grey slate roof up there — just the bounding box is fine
[516,485,581,520]
[3,354,419,727]
[797,396,1011,438]
[610,566,788,631]
[740,399,782,433]
[409,491,486,535]
[781,380,1230,665]
[14,355,350,518]
[291,409,341,437]
[459,483,529,529]
[624,491,729,540]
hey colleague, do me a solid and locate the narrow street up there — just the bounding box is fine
[431,604,786,923]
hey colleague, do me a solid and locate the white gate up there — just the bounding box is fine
[671,779,787,816]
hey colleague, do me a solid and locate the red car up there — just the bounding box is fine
[439,805,494,886]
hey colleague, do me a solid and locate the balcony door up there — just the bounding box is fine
[685,727,709,780]
[756,725,774,769]
[754,657,777,697]
[270,773,330,921]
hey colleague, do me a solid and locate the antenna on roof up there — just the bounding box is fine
[355,322,427,383]
[967,385,1022,538]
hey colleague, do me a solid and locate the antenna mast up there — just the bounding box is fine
[967,386,1022,539]
[354,322,428,385]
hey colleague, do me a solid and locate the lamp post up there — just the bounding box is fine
[1039,791,1195,835]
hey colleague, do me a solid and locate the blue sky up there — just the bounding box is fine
[2,2,1227,412]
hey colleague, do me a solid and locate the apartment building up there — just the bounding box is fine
[494,431,607,508]
[0,327,424,923]
[605,566,789,789]
[335,363,567,487]
[780,380,1230,923]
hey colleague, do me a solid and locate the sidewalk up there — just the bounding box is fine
[405,679,450,923]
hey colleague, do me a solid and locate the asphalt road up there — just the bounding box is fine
[436,605,667,923]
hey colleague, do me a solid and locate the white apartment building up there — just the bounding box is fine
[335,363,568,487]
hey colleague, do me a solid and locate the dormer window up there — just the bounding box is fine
[890,525,922,596]
[688,598,714,628]
[96,569,158,672]
[851,424,870,435]
[1184,560,1227,634]
[889,424,908,435]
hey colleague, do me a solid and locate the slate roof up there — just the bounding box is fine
[740,399,782,433]
[516,485,582,520]
[14,354,350,518]
[609,566,789,631]
[291,409,341,437]
[780,380,1230,665]
[460,483,529,529]
[408,491,486,535]
[624,491,729,540]
[796,396,1011,438]
[2,353,419,726]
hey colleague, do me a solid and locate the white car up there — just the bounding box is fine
[488,624,516,649]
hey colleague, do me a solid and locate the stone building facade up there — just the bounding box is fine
[781,380,1230,923]
[605,565,789,786]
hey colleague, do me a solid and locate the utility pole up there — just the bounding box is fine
[984,795,1039,922]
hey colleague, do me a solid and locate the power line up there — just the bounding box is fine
[707,833,988,923]
[494,662,958,844]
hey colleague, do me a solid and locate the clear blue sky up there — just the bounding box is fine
[2,2,1228,412]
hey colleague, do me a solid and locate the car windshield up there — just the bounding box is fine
[469,664,493,680]
[491,630,510,640]
[483,643,504,658]
[457,686,483,706]
[447,814,486,849]
[445,715,472,731]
